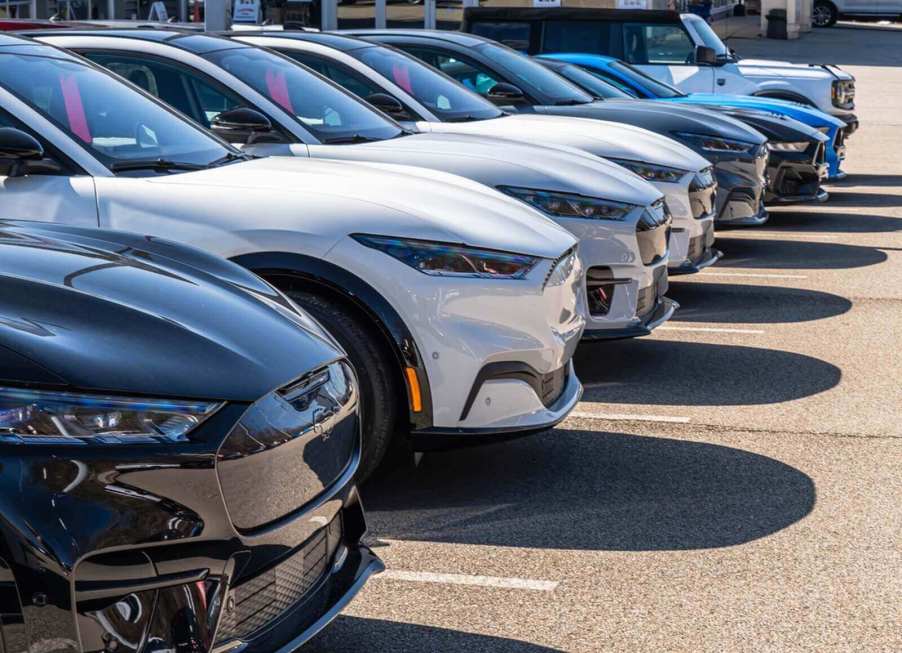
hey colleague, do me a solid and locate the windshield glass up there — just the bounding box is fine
[683,15,730,58]
[352,45,502,122]
[477,43,594,105]
[205,47,403,143]
[0,53,232,169]
[610,61,686,98]
[553,63,634,99]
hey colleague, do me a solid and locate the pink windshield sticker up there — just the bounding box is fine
[391,64,413,94]
[60,74,91,144]
[265,69,294,113]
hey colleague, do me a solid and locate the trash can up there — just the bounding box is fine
[767,8,788,39]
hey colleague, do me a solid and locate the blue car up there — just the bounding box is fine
[539,53,848,181]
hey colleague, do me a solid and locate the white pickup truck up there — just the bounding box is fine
[463,8,858,133]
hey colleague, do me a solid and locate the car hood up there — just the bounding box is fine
[544,100,767,145]
[126,156,577,260]
[709,107,827,142]
[419,113,712,173]
[0,220,343,402]
[738,59,854,82]
[680,93,846,128]
[307,132,663,206]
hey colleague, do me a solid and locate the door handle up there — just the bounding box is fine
[717,78,726,86]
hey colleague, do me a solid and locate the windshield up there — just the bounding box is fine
[683,14,731,58]
[552,63,634,100]
[610,61,686,99]
[477,43,595,105]
[352,45,502,122]
[0,53,232,169]
[205,47,403,143]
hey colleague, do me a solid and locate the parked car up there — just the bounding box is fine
[539,53,849,181]
[36,29,680,342]
[813,0,902,27]
[0,218,381,653]
[461,7,858,131]
[343,29,771,227]
[0,33,586,478]
[230,31,720,281]
[536,56,832,203]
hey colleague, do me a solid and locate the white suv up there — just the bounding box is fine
[0,34,586,478]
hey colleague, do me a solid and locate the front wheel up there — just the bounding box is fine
[287,290,402,483]
[813,1,838,27]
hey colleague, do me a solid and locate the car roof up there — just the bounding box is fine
[462,7,682,24]
[0,32,85,61]
[227,30,372,52]
[343,29,490,48]
[542,53,618,65]
[28,28,247,54]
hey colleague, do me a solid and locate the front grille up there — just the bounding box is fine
[539,365,568,408]
[216,516,343,645]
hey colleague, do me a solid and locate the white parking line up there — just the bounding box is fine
[699,271,808,280]
[726,232,839,241]
[379,570,559,592]
[566,410,691,424]
[658,326,765,335]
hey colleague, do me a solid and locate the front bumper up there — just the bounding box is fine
[710,147,769,226]
[0,398,377,653]
[766,144,829,204]
[582,296,679,341]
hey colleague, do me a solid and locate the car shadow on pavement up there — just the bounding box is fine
[574,340,840,406]
[362,427,815,551]
[715,237,887,269]
[829,173,902,188]
[763,210,902,233]
[668,281,852,323]
[307,616,564,652]
[820,191,902,208]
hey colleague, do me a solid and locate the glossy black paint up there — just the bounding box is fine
[0,221,379,653]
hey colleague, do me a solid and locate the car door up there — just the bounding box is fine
[621,21,715,94]
[0,106,98,226]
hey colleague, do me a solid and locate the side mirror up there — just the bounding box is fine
[366,93,407,119]
[487,82,525,103]
[211,107,273,134]
[695,45,718,66]
[0,128,44,161]
[0,128,57,177]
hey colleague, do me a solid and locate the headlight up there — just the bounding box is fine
[831,79,854,108]
[767,141,810,152]
[544,247,577,289]
[498,186,635,221]
[607,159,689,183]
[675,132,756,154]
[0,388,222,444]
[352,234,539,279]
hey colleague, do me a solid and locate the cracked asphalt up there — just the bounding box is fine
[307,24,901,653]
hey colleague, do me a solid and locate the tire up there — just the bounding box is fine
[286,290,402,483]
[813,1,838,27]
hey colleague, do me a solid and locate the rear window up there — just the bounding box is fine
[469,22,531,52]
[542,21,612,55]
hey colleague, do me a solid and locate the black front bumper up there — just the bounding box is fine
[0,399,378,653]
[765,145,829,204]
[711,148,769,226]
[581,296,679,341]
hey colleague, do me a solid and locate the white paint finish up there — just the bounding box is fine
[380,570,559,592]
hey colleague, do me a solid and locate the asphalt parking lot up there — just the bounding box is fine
[308,26,901,652]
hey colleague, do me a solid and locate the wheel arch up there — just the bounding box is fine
[230,251,433,431]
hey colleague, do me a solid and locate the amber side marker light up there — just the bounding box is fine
[405,367,423,413]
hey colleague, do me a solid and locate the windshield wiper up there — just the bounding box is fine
[209,151,251,166]
[321,134,383,145]
[110,158,209,173]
